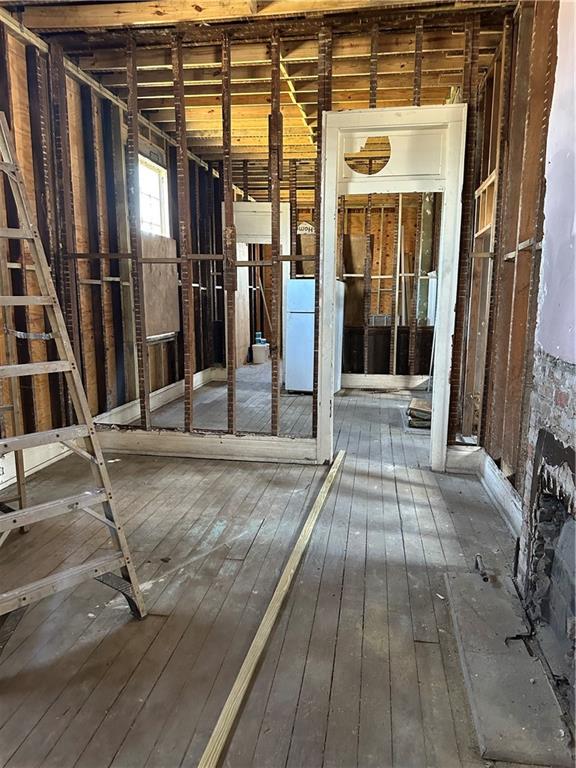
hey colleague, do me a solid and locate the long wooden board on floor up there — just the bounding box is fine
[198,449,345,768]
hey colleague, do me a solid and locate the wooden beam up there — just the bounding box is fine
[49,43,83,411]
[269,28,282,435]
[222,33,237,434]
[390,196,401,374]
[80,84,110,414]
[369,22,379,108]
[26,44,64,428]
[126,37,151,429]
[101,100,137,404]
[363,195,372,374]
[197,449,345,768]
[448,13,480,441]
[408,194,423,374]
[289,158,297,279]
[510,0,559,484]
[75,31,502,74]
[19,0,501,31]
[23,0,257,29]
[312,26,332,438]
[479,13,512,446]
[172,33,195,431]
[413,16,424,106]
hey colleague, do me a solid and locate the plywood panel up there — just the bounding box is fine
[142,233,180,337]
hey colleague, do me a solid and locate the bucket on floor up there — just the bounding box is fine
[252,343,270,364]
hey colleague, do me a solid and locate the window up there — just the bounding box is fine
[139,155,170,236]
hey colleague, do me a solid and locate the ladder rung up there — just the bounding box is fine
[0,489,108,533]
[0,361,72,379]
[0,227,34,240]
[0,424,91,455]
[0,296,54,306]
[0,552,126,616]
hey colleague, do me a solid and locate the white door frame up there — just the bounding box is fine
[317,104,467,471]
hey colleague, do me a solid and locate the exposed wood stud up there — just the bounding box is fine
[222,32,237,434]
[448,13,480,441]
[362,25,379,373]
[413,16,424,106]
[201,162,215,368]
[26,45,64,428]
[515,1,559,487]
[479,13,512,447]
[242,159,249,201]
[49,43,82,423]
[408,194,423,374]
[172,31,195,431]
[270,27,282,435]
[101,100,135,405]
[80,85,110,414]
[289,158,297,278]
[362,193,372,374]
[0,32,28,506]
[312,24,332,438]
[126,36,151,429]
[389,195,402,375]
[484,4,533,459]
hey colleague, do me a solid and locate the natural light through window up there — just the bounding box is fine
[139,155,170,237]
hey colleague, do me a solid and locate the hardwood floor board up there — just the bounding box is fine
[137,466,310,768]
[284,422,361,768]
[241,472,342,768]
[224,400,356,768]
[392,430,439,644]
[179,467,326,768]
[50,557,243,768]
[38,465,278,768]
[104,465,288,768]
[323,422,368,768]
[358,414,392,768]
[0,385,520,768]
[2,464,257,768]
[415,640,461,768]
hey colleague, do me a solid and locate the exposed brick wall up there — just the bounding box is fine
[517,345,576,589]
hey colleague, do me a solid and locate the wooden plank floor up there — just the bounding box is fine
[141,363,314,436]
[0,386,524,768]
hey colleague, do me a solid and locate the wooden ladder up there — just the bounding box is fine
[0,112,146,654]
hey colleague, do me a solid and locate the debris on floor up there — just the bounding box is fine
[407,397,432,429]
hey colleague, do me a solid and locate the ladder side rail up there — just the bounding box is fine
[0,113,146,619]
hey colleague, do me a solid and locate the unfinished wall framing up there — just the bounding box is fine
[0,2,515,467]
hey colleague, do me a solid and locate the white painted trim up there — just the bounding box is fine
[95,366,226,426]
[98,428,319,465]
[0,443,71,492]
[0,367,227,492]
[478,449,522,537]
[341,373,429,390]
[446,445,484,474]
[445,445,522,537]
[319,105,468,471]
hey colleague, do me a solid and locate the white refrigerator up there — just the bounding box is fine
[284,278,344,393]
